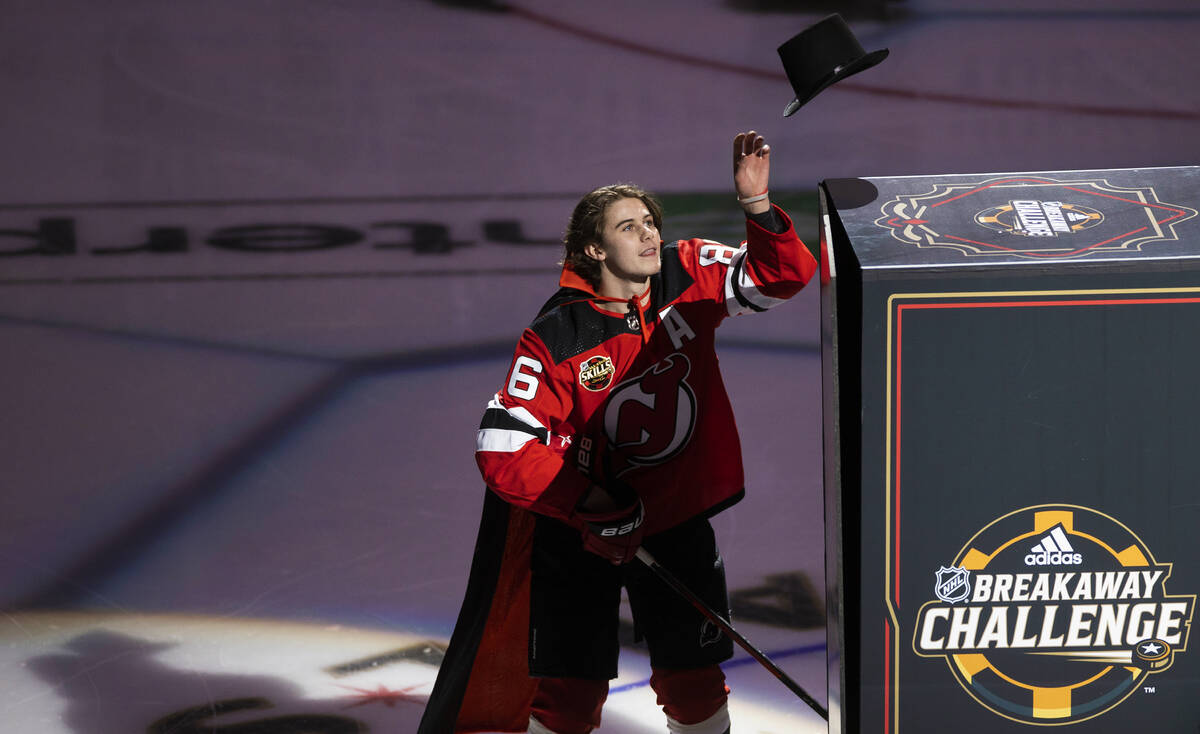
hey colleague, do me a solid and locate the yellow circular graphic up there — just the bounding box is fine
[913,504,1194,726]
[579,355,615,391]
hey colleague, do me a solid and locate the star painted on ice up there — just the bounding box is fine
[338,683,426,708]
[1140,642,1163,655]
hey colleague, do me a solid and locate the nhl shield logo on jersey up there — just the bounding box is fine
[913,504,1195,725]
[579,355,615,392]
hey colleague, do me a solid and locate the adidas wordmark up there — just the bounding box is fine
[1024,525,1083,566]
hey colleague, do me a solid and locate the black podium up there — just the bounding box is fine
[820,167,1200,733]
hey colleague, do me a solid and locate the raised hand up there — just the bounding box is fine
[733,130,771,214]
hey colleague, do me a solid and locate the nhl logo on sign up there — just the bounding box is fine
[934,566,971,603]
[579,355,615,392]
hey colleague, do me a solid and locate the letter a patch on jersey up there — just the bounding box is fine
[659,306,697,349]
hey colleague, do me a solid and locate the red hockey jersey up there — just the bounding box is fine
[418,205,817,733]
[476,205,817,536]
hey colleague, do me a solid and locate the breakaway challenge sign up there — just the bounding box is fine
[914,504,1194,725]
[822,166,1200,733]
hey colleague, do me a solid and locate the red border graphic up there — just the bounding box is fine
[884,289,1200,731]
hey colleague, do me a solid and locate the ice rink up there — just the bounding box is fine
[1,1,1197,731]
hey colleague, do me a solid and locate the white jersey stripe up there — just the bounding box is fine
[477,427,538,453]
[476,393,549,453]
[724,248,789,316]
[506,404,546,433]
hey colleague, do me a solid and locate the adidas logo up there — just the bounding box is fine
[1023,525,1083,566]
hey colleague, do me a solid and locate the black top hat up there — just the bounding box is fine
[778,14,888,117]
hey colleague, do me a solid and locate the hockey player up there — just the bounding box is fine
[417,131,818,734]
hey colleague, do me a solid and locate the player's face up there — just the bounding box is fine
[589,197,662,292]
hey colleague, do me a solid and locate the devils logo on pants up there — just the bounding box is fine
[603,353,698,470]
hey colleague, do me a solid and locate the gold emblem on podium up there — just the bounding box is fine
[913,504,1195,725]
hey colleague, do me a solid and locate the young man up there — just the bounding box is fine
[418,131,818,734]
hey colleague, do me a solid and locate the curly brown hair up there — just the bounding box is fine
[562,183,664,289]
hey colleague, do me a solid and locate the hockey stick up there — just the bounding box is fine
[634,547,829,721]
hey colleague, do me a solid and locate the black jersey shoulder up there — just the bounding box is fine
[530,287,630,365]
[530,246,696,365]
[652,241,695,310]
[536,287,589,318]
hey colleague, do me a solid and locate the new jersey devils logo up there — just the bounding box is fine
[604,353,697,469]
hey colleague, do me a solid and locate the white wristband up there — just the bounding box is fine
[737,191,769,205]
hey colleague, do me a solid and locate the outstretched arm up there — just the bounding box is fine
[681,129,817,316]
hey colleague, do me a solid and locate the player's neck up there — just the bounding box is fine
[594,278,651,313]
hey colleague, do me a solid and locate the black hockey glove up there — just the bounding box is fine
[575,481,644,565]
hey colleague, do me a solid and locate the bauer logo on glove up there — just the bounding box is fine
[597,514,643,537]
[576,484,645,564]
